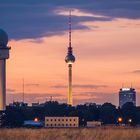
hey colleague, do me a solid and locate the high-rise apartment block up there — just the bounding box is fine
[119,88,136,107]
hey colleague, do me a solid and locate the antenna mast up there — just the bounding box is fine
[69,10,72,48]
[22,78,24,102]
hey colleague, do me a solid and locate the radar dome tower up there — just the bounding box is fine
[0,29,10,126]
[65,11,75,106]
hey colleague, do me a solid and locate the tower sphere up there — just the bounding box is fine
[65,53,75,64]
[0,29,8,47]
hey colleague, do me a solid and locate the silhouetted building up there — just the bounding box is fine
[9,101,28,107]
[119,88,136,107]
[32,102,39,107]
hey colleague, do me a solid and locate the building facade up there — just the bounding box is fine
[119,88,136,107]
[45,117,79,128]
[86,121,101,127]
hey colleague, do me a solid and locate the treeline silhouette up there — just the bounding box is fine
[5,101,140,127]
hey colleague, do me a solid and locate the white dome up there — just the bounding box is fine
[0,29,8,47]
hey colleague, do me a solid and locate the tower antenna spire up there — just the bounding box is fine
[69,10,72,48]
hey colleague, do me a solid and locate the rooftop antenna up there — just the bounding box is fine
[122,83,124,88]
[22,78,24,103]
[131,82,133,88]
[50,96,52,102]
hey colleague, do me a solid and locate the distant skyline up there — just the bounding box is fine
[1,0,140,105]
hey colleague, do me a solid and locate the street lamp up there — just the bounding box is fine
[128,118,132,124]
[34,118,39,122]
[118,117,123,124]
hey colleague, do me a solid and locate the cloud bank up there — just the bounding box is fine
[0,0,139,39]
[51,84,108,89]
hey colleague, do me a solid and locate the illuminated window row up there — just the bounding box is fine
[46,123,76,127]
[46,119,76,121]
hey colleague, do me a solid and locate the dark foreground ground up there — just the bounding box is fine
[0,127,140,140]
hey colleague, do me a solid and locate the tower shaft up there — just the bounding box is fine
[0,60,6,111]
[68,64,72,105]
[0,29,10,127]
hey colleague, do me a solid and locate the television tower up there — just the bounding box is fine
[65,11,75,106]
[0,29,10,126]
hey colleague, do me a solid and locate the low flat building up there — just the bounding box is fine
[23,120,43,128]
[45,117,79,128]
[87,121,101,127]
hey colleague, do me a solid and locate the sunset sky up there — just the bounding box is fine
[0,0,140,106]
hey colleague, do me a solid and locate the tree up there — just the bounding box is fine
[100,103,117,124]
[121,102,137,125]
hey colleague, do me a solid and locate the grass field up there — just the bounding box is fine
[0,127,140,140]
